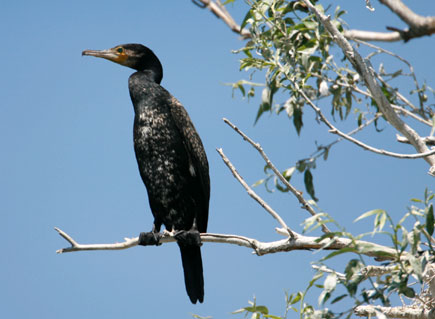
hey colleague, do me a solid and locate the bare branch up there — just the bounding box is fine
[312,265,346,280]
[354,305,434,319]
[314,264,399,281]
[392,106,432,127]
[344,0,435,42]
[216,147,296,238]
[55,227,138,253]
[192,0,251,38]
[360,265,397,277]
[345,29,402,42]
[222,118,331,234]
[302,0,435,175]
[397,135,435,146]
[55,227,403,260]
[379,0,435,33]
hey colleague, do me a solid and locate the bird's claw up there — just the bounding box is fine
[138,231,162,246]
[174,230,202,247]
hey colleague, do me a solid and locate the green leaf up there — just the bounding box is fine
[255,306,269,314]
[318,290,330,305]
[283,167,296,180]
[426,204,434,236]
[237,82,246,96]
[390,69,403,79]
[330,294,347,304]
[401,287,415,298]
[344,259,362,280]
[290,292,302,305]
[307,272,324,289]
[357,113,362,127]
[252,179,265,187]
[346,282,358,297]
[409,255,424,281]
[323,146,329,161]
[324,274,337,292]
[304,169,318,201]
[320,247,357,262]
[255,88,272,124]
[303,20,318,29]
[354,209,385,223]
[297,38,318,55]
[240,9,253,30]
[293,105,303,135]
[374,210,387,232]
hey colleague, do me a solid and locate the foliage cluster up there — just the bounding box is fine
[233,191,434,319]
[230,0,434,201]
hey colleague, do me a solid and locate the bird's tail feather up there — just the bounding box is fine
[179,245,204,304]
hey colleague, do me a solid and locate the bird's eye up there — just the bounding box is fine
[117,47,124,53]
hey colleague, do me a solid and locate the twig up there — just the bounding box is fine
[327,77,430,127]
[356,39,426,114]
[222,118,331,234]
[397,135,435,146]
[216,147,296,238]
[338,81,430,126]
[312,265,346,280]
[392,106,432,127]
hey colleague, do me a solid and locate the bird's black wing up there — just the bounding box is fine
[168,96,210,233]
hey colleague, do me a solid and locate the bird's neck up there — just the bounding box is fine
[134,69,162,84]
[128,71,166,113]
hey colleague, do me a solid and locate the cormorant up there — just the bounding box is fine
[82,44,210,304]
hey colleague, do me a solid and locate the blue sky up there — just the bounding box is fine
[2,1,434,318]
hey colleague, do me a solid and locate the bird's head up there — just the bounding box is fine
[82,43,163,82]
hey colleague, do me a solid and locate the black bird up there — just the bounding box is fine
[82,44,210,304]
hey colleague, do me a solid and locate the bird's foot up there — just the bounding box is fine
[138,232,162,246]
[174,230,202,247]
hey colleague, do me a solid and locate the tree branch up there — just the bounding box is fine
[222,118,331,234]
[354,305,435,319]
[295,86,435,160]
[344,29,403,42]
[397,135,435,146]
[216,147,296,238]
[191,0,251,38]
[344,0,435,42]
[356,39,428,115]
[54,227,403,260]
[302,0,435,176]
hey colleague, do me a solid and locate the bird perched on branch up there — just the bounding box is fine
[82,44,210,304]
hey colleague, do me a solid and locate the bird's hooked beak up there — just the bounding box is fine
[82,47,128,65]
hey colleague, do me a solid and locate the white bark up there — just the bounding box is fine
[354,305,435,319]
